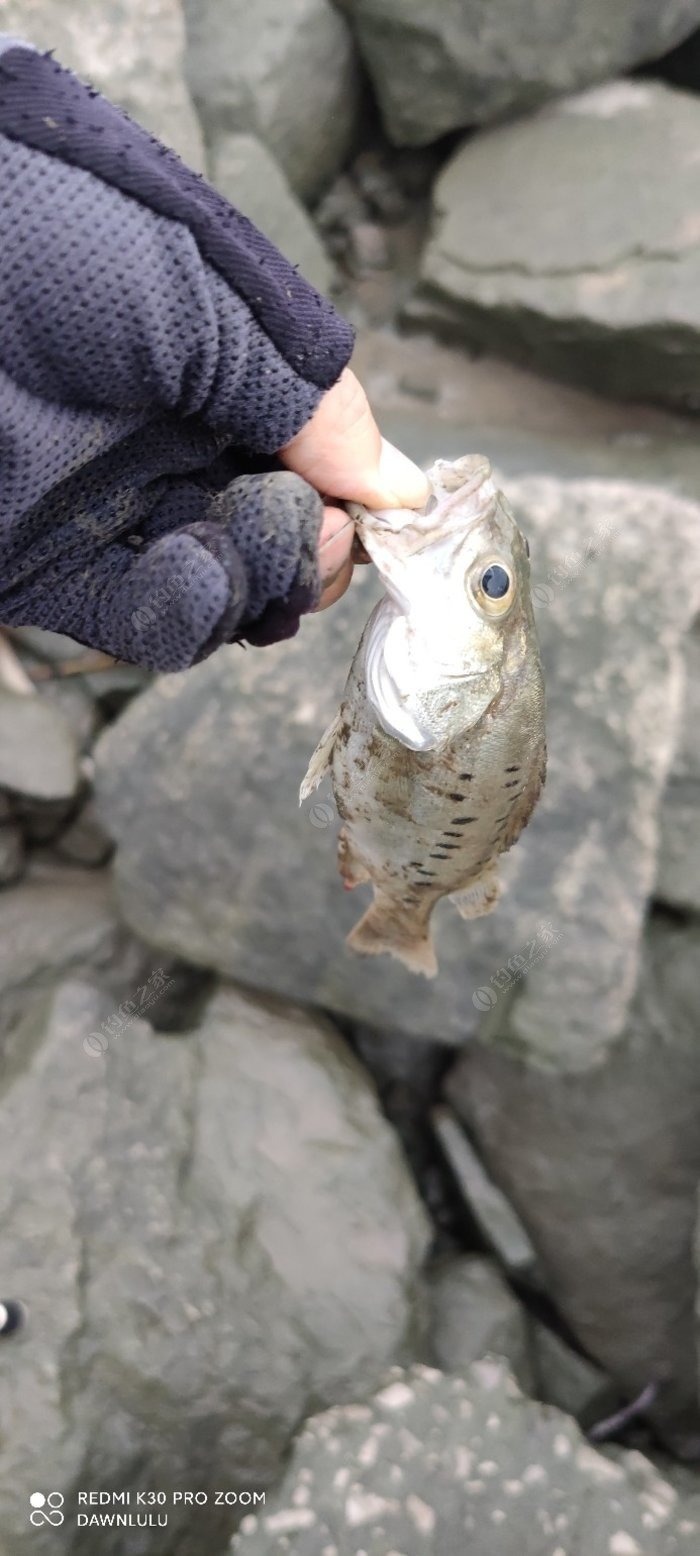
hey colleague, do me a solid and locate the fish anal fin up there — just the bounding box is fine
[346,892,438,978]
[451,864,501,921]
[338,826,370,888]
[299,712,341,803]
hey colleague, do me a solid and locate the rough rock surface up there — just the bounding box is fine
[656,618,700,913]
[428,1254,534,1390]
[418,81,700,411]
[447,913,700,1454]
[208,134,333,294]
[0,0,205,169]
[0,981,428,1555]
[231,1361,700,1555]
[183,0,361,204]
[95,475,700,1048]
[0,689,78,800]
[0,863,137,1042]
[339,0,700,145]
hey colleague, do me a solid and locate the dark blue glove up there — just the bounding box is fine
[0,38,355,669]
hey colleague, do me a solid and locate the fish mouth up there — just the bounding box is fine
[349,457,500,552]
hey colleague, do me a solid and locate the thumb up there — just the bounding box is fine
[279,367,430,511]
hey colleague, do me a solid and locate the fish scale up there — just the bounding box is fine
[301,455,546,977]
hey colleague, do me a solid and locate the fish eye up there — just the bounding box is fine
[468,558,515,617]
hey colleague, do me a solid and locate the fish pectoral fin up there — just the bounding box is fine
[346,890,438,978]
[299,712,341,803]
[451,864,502,921]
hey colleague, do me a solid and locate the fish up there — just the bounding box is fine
[300,454,546,977]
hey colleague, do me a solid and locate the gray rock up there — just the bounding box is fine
[94,474,700,1049]
[208,134,334,294]
[532,1324,614,1423]
[0,862,137,1043]
[446,912,700,1454]
[418,81,700,411]
[37,678,101,754]
[0,689,79,801]
[183,0,362,204]
[428,1254,534,1390]
[432,1105,541,1284]
[54,798,114,868]
[0,0,205,169]
[656,618,700,913]
[0,823,24,888]
[341,0,700,145]
[0,980,429,1555]
[231,1360,700,1556]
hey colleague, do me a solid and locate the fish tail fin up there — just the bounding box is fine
[450,863,501,921]
[299,712,341,803]
[346,893,438,978]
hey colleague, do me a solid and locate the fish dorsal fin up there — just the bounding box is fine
[364,602,438,753]
[299,711,341,802]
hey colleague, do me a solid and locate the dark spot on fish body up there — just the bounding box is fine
[504,780,520,789]
[458,772,473,781]
[443,831,462,839]
[430,852,450,860]
[505,765,520,773]
[439,844,460,851]
[452,816,477,824]
[447,792,466,803]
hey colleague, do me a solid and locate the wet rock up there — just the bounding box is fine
[0,981,429,1555]
[418,81,700,411]
[656,618,700,913]
[0,862,137,1043]
[428,1254,534,1390]
[208,134,334,294]
[446,912,700,1455]
[94,474,700,1049]
[341,0,700,145]
[231,1360,700,1556]
[183,0,362,204]
[0,0,205,169]
[0,690,79,801]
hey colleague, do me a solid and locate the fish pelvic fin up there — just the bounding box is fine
[299,712,341,804]
[346,891,438,978]
[450,863,501,921]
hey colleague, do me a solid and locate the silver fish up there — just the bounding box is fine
[301,455,546,977]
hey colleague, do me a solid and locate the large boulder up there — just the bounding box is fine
[446,912,700,1455]
[0,980,429,1555]
[0,862,139,1043]
[182,0,362,205]
[656,617,700,913]
[232,1360,700,1556]
[339,0,700,145]
[95,474,700,1047]
[417,81,700,412]
[0,0,205,169]
[207,134,333,295]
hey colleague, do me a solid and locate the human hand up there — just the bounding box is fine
[281,368,430,610]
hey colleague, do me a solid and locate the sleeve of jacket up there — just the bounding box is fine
[0,38,354,453]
